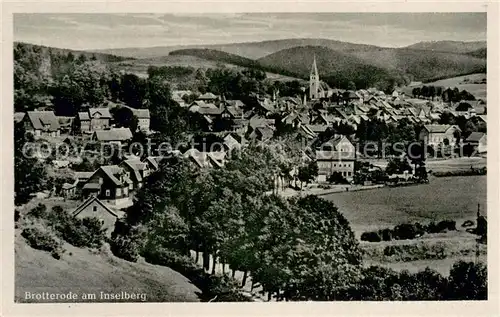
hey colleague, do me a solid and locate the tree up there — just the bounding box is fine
[386,157,412,175]
[297,161,318,189]
[14,123,49,205]
[111,106,138,132]
[347,81,357,91]
[447,261,487,300]
[120,73,147,109]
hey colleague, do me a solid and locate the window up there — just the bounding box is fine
[348,172,352,176]
[116,188,122,196]
[93,206,97,212]
[105,189,111,197]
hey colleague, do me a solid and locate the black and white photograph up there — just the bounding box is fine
[8,9,493,307]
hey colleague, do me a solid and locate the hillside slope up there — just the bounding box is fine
[15,42,131,63]
[466,48,487,59]
[15,234,201,303]
[404,40,486,54]
[258,45,486,85]
[94,38,384,60]
[257,45,400,89]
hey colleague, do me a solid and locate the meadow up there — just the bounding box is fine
[324,175,487,234]
[402,73,486,100]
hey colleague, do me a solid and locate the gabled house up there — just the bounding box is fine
[419,125,461,147]
[119,159,149,189]
[183,148,211,169]
[143,156,163,171]
[132,108,150,132]
[82,165,132,206]
[315,135,356,182]
[248,126,274,142]
[73,196,123,236]
[455,102,476,118]
[24,111,61,137]
[91,128,133,146]
[464,132,487,153]
[78,108,112,133]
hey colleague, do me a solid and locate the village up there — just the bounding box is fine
[14,55,487,235]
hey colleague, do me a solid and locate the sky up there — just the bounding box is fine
[14,13,486,50]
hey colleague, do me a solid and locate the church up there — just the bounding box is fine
[309,56,328,100]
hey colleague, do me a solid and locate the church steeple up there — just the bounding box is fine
[309,55,320,100]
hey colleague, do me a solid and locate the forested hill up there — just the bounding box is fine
[15,42,131,64]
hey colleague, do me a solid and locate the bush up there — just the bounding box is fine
[393,223,419,240]
[110,234,141,262]
[447,261,487,300]
[49,207,107,249]
[327,172,349,184]
[380,228,393,241]
[462,220,475,228]
[109,220,143,262]
[21,225,64,259]
[27,203,48,218]
[361,231,381,242]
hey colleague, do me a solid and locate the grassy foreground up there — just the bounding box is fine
[15,233,201,303]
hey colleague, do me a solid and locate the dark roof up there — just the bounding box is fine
[93,128,133,142]
[26,111,60,131]
[465,132,486,142]
[73,196,118,218]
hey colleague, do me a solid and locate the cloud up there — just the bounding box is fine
[14,13,486,50]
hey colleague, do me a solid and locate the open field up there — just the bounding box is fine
[112,55,299,81]
[402,73,486,99]
[364,157,486,173]
[324,175,486,274]
[323,175,486,234]
[15,234,201,302]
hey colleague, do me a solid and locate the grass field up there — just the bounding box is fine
[402,73,486,100]
[15,234,201,303]
[324,175,487,274]
[323,175,486,234]
[364,157,486,173]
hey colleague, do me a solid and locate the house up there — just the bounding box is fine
[73,196,122,236]
[57,116,74,134]
[197,92,219,102]
[119,159,150,189]
[207,151,226,168]
[131,108,150,132]
[183,148,210,169]
[315,135,356,182]
[455,102,476,118]
[91,128,133,146]
[248,126,274,142]
[223,134,244,151]
[419,125,461,147]
[24,111,61,137]
[74,171,94,187]
[315,151,356,182]
[78,108,112,133]
[61,180,78,198]
[143,156,163,171]
[14,112,26,123]
[464,132,487,153]
[82,165,132,206]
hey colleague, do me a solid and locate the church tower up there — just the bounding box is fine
[309,56,320,100]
